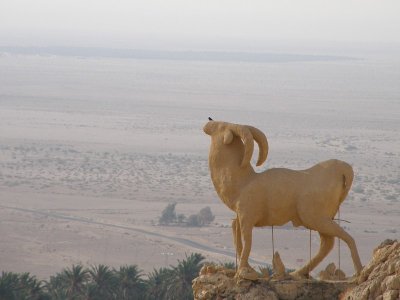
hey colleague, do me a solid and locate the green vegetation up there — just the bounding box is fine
[159,203,178,225]
[159,203,215,227]
[0,272,44,300]
[0,253,205,300]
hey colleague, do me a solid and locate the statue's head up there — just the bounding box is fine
[204,119,269,168]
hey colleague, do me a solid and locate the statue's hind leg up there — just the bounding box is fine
[291,233,334,279]
[315,218,362,274]
[299,217,362,276]
[232,218,243,259]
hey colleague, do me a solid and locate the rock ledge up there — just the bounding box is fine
[193,240,400,300]
[192,265,353,300]
[341,239,399,300]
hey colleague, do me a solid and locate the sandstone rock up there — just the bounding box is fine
[319,263,346,281]
[273,280,353,300]
[193,268,278,300]
[341,239,400,300]
[193,240,400,300]
[259,266,271,279]
[273,251,289,280]
[193,267,353,300]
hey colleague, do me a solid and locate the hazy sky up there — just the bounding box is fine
[1,0,399,52]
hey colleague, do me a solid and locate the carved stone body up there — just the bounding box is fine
[204,120,362,280]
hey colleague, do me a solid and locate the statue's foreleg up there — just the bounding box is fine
[236,219,258,280]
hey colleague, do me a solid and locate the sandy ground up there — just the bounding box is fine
[0,125,398,279]
[0,113,399,279]
[0,187,398,279]
[0,54,399,280]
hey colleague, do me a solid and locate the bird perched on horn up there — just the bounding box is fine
[203,120,362,281]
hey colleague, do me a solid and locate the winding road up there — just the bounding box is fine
[1,205,269,267]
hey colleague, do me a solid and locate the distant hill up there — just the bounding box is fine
[0,46,356,63]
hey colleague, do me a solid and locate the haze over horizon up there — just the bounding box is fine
[1,0,400,56]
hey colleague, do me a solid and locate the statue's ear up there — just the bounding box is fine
[223,130,234,144]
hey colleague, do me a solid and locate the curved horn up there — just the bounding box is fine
[246,126,268,166]
[228,124,254,168]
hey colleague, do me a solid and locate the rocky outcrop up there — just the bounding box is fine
[318,263,346,281]
[192,240,400,300]
[192,264,353,300]
[341,239,400,300]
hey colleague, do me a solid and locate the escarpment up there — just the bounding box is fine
[192,265,352,300]
[341,239,400,300]
[192,240,400,300]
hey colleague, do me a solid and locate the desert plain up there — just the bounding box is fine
[0,52,399,279]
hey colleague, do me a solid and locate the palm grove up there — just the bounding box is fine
[1,205,217,299]
[0,253,206,300]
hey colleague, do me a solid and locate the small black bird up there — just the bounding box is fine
[208,117,213,121]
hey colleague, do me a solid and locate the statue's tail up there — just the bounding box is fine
[339,163,354,205]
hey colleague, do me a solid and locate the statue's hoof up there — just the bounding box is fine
[236,267,259,281]
[289,271,310,280]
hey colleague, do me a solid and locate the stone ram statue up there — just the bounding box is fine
[203,120,362,280]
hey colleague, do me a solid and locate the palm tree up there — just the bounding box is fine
[0,271,20,300]
[87,264,117,299]
[18,272,46,300]
[115,265,146,300]
[44,273,62,299]
[167,253,205,300]
[44,272,65,299]
[60,264,89,298]
[221,261,236,270]
[0,272,47,300]
[145,267,173,300]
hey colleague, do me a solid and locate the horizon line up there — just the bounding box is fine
[0,46,357,63]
